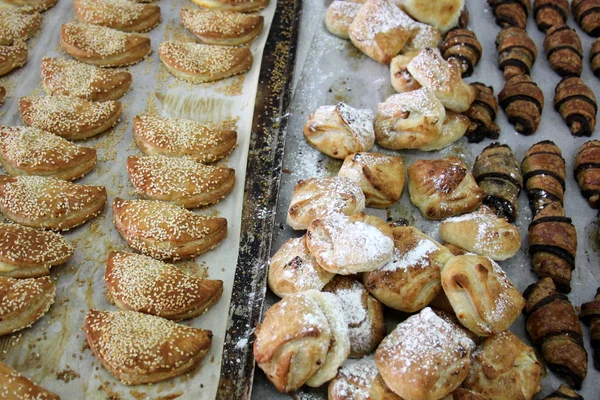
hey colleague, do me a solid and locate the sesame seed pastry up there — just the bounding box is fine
[0,362,60,399]
[133,114,237,163]
[20,95,122,140]
[0,223,73,278]
[0,9,40,45]
[158,41,253,83]
[74,0,161,33]
[0,175,107,230]
[0,126,97,180]
[112,197,228,260]
[127,155,235,208]
[190,0,269,13]
[105,251,224,320]
[60,21,151,67]
[180,7,264,46]
[0,0,57,13]
[84,309,213,385]
[0,42,27,77]
[0,275,55,336]
[40,57,133,101]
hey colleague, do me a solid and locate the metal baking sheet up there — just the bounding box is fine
[0,0,277,398]
[251,0,600,398]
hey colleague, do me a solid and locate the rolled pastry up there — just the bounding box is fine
[324,0,362,39]
[398,0,465,33]
[74,0,161,33]
[328,359,401,400]
[574,140,600,208]
[180,7,264,46]
[0,9,40,45]
[580,287,600,369]
[0,362,60,399]
[0,42,27,77]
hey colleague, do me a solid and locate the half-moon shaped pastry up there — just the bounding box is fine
[304,102,375,159]
[0,223,73,278]
[84,309,213,385]
[0,175,106,230]
[133,114,237,163]
[0,42,27,77]
[0,126,97,180]
[328,359,402,400]
[60,22,151,67]
[442,254,526,336]
[180,7,264,46]
[40,57,132,101]
[0,275,55,336]
[0,0,57,12]
[0,9,40,45]
[324,1,361,40]
[190,0,269,12]
[105,251,223,320]
[112,197,227,260]
[0,362,60,400]
[159,41,252,83]
[127,155,235,208]
[74,0,161,33]
[20,95,122,140]
[399,0,464,33]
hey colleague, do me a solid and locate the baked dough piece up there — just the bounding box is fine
[180,7,264,46]
[20,95,122,140]
[441,388,491,400]
[0,362,60,400]
[403,21,443,53]
[60,22,151,67]
[0,9,40,45]
[84,309,212,385]
[328,359,402,400]
[190,0,269,12]
[127,155,235,208]
[268,235,335,298]
[0,223,73,278]
[133,114,236,163]
[376,307,476,400]
[0,0,57,12]
[0,275,55,336]
[464,331,542,400]
[440,206,521,261]
[407,47,477,112]
[0,86,4,105]
[408,157,484,220]
[40,57,132,101]
[442,254,526,336]
[306,213,394,274]
[159,41,253,83]
[338,152,405,208]
[390,51,422,93]
[0,42,27,76]
[74,0,161,33]
[0,126,97,180]
[364,225,453,312]
[112,197,227,260]
[324,1,362,40]
[0,175,106,230]
[287,176,365,230]
[304,102,375,159]
[398,0,465,33]
[105,251,223,320]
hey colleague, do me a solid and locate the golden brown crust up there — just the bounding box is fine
[0,362,60,399]
[0,276,55,336]
[328,359,402,400]
[0,42,27,77]
[189,0,269,12]
[0,0,57,12]
[74,0,161,33]
[400,0,464,33]
[84,309,212,385]
[574,140,600,208]
[521,140,565,213]
[0,9,40,45]
[324,1,361,40]
[180,7,263,45]
[498,74,544,135]
[390,51,422,93]
[0,86,4,105]
[554,76,597,137]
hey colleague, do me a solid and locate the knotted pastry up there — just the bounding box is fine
[363,224,453,313]
[0,0,56,12]
[20,95,122,140]
[499,74,544,135]
[40,57,132,101]
[0,176,106,230]
[74,0,160,33]
[84,309,212,385]
[473,143,522,222]
[407,47,477,112]
[441,27,482,77]
[463,331,542,400]
[287,176,365,230]
[442,255,525,336]
[488,0,531,29]
[268,235,335,298]
[554,77,597,136]
[408,157,484,220]
[524,278,588,389]
[60,22,151,67]
[181,7,263,45]
[398,0,464,33]
[580,287,600,369]
[464,83,500,143]
[390,51,422,93]
[544,25,583,77]
[112,198,227,260]
[0,9,40,45]
[190,0,269,12]
[0,42,27,77]
[105,251,223,320]
[542,385,583,400]
[0,223,73,278]
[306,213,394,275]
[591,38,600,76]
[574,140,600,208]
[0,126,97,180]
[572,0,600,36]
[521,140,566,213]
[337,152,405,208]
[376,307,476,400]
[133,114,236,163]
[0,362,60,400]
[127,156,235,208]
[324,276,386,358]
[328,359,401,400]
[496,27,537,79]
[534,0,569,31]
[0,276,54,336]
[304,102,375,159]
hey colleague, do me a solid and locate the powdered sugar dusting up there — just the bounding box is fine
[329,358,379,399]
[337,102,374,147]
[381,238,440,272]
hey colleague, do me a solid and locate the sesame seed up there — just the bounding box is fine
[159,40,250,76]
[61,21,130,57]
[0,9,40,44]
[0,276,55,334]
[0,223,73,267]
[180,7,261,36]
